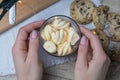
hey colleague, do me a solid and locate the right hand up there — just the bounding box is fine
[75,26,111,80]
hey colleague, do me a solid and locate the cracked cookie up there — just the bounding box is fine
[105,12,120,41]
[93,5,109,30]
[70,0,96,24]
[108,12,120,27]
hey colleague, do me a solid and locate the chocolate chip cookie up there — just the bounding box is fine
[93,5,109,30]
[105,24,120,41]
[70,0,96,24]
[104,12,120,41]
[108,12,120,27]
[70,1,77,22]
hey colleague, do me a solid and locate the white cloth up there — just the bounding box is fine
[0,0,102,76]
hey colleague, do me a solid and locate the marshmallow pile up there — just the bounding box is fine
[41,17,80,56]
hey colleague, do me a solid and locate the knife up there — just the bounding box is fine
[9,4,16,25]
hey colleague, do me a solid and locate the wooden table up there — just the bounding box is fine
[1,61,120,80]
[1,0,120,80]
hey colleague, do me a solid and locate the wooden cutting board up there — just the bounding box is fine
[0,0,58,33]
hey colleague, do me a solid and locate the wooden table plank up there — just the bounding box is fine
[44,62,75,80]
[1,62,120,80]
[0,62,74,80]
[43,74,71,80]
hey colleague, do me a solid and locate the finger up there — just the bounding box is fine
[76,36,89,69]
[27,30,40,63]
[79,26,104,54]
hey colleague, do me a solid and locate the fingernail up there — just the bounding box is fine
[38,20,45,23]
[30,30,38,39]
[80,36,87,45]
[78,24,84,27]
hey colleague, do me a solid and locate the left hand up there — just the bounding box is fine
[12,20,44,80]
[75,26,110,80]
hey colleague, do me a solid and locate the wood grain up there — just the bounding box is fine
[0,0,58,33]
[1,62,120,80]
[0,62,75,80]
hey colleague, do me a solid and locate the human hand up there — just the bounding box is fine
[12,20,44,80]
[75,26,111,80]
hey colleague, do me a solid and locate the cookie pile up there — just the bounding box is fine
[70,0,120,61]
[41,17,80,56]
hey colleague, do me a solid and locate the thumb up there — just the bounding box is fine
[76,36,89,68]
[27,30,40,61]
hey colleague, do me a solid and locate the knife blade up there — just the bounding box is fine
[9,4,16,25]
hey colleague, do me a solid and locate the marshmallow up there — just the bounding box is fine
[44,27,50,40]
[47,25,53,33]
[58,42,72,56]
[67,46,72,55]
[57,29,64,44]
[53,19,70,29]
[41,30,46,40]
[57,21,66,27]
[61,22,70,29]
[51,31,60,44]
[57,43,65,56]
[71,32,80,45]
[62,42,71,56]
[57,42,66,56]
[43,41,56,53]
[44,25,53,40]
[64,24,70,31]
[61,30,67,43]
[51,30,66,45]
[53,18,61,27]
[51,32,57,44]
[68,27,75,42]
[56,31,60,42]
[68,27,80,45]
